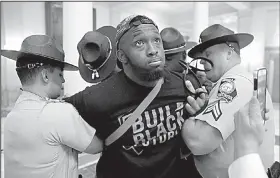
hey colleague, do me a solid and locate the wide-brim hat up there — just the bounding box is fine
[165,42,197,55]
[160,27,197,55]
[78,26,117,83]
[1,35,78,71]
[188,24,254,58]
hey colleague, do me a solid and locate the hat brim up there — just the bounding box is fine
[78,26,117,83]
[188,33,254,58]
[1,50,78,71]
[165,42,197,55]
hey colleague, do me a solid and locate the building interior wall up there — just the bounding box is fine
[1,2,279,115]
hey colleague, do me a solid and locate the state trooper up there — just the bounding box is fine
[160,27,196,73]
[181,24,275,178]
[2,35,103,178]
[160,27,213,94]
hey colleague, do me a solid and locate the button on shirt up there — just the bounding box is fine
[192,64,274,178]
[4,91,96,178]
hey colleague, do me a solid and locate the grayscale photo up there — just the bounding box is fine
[1,1,279,178]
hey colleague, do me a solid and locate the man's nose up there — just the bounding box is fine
[147,42,158,56]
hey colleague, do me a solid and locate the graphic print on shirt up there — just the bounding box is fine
[217,78,237,103]
[118,102,185,155]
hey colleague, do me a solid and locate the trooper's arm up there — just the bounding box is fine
[44,102,103,154]
[84,135,103,154]
[181,81,220,155]
[182,77,253,155]
[182,116,222,155]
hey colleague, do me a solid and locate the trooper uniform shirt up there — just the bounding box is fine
[192,64,275,178]
[65,70,202,178]
[228,153,268,178]
[4,91,96,178]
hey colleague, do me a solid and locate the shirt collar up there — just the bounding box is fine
[212,64,245,86]
[16,90,48,104]
[222,64,246,77]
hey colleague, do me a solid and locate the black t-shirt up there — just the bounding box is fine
[65,70,202,178]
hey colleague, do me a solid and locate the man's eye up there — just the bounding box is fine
[135,40,144,47]
[154,38,161,43]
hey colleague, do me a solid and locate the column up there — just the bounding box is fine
[63,2,93,96]
[1,4,6,48]
[266,10,279,96]
[237,10,251,70]
[251,7,266,69]
[268,58,274,94]
[110,8,122,28]
[94,3,111,28]
[187,2,209,62]
[2,2,24,49]
[22,2,45,38]
[191,2,209,43]
[1,4,8,108]
[247,8,266,72]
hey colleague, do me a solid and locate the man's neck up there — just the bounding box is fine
[123,69,160,88]
[22,85,49,98]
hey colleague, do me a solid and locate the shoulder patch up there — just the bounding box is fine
[217,78,237,103]
[203,100,222,121]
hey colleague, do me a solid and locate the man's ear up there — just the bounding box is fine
[117,49,128,65]
[41,69,49,83]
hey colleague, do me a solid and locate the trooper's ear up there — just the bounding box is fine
[228,49,233,55]
[227,48,234,60]
[117,49,128,65]
[41,68,49,83]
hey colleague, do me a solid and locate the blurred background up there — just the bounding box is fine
[1,1,279,177]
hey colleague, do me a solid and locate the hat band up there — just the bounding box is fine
[16,62,44,70]
[85,35,112,80]
[164,44,186,53]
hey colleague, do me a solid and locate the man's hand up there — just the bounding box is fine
[184,80,208,115]
[233,96,265,160]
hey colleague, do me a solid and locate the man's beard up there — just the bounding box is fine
[139,68,164,82]
[127,57,165,82]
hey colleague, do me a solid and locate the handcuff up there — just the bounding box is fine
[179,57,214,116]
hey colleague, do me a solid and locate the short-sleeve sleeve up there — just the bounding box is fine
[42,102,96,152]
[194,76,253,140]
[228,153,267,178]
